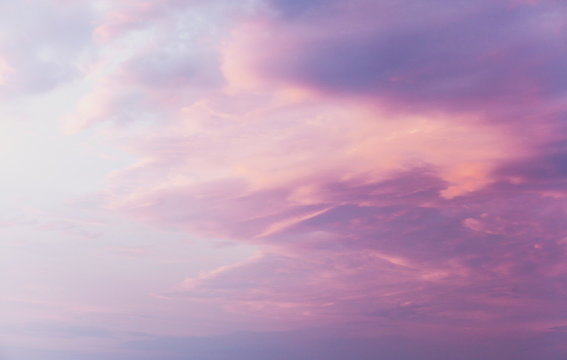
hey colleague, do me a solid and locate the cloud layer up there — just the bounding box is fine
[2,0,567,359]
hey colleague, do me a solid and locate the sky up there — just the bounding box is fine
[1,0,567,359]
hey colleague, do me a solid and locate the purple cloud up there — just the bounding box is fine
[252,0,567,113]
[0,0,95,96]
[4,0,567,359]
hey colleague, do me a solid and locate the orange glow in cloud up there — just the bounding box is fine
[216,19,525,199]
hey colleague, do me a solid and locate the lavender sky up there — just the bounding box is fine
[1,0,567,359]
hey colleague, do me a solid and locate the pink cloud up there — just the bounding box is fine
[93,0,178,43]
[63,1,566,342]
[17,0,566,357]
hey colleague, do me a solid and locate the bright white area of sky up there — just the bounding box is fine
[0,77,259,348]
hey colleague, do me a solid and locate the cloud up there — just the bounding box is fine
[0,0,96,96]
[151,175,567,332]
[62,0,239,132]
[49,0,567,354]
[235,0,567,114]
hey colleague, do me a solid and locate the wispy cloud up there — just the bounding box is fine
[2,0,567,359]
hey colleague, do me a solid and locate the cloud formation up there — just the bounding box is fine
[69,0,567,342]
[2,0,567,359]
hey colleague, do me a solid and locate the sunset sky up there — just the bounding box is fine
[1,0,567,359]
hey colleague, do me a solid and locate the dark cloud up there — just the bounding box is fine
[258,0,567,114]
[495,144,567,189]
